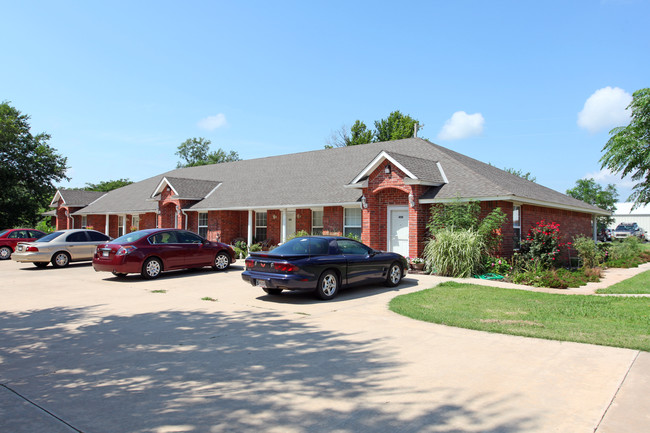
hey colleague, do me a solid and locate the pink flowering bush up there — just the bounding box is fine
[518,220,564,269]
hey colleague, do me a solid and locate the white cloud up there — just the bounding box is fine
[577,87,632,133]
[197,113,227,131]
[437,111,485,141]
[585,168,636,189]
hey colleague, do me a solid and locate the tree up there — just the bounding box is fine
[325,110,420,148]
[176,137,240,168]
[374,110,419,142]
[84,178,133,192]
[504,168,536,182]
[566,178,618,230]
[0,101,68,228]
[600,88,650,208]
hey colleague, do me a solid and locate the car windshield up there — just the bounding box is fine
[36,231,64,242]
[270,237,330,255]
[616,225,634,231]
[111,231,150,244]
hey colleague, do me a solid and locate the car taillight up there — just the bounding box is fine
[26,246,39,252]
[245,258,255,268]
[116,246,137,256]
[273,262,298,272]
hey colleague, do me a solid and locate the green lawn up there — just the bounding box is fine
[596,270,650,294]
[389,282,650,351]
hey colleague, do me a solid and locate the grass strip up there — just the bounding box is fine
[596,270,650,294]
[389,281,650,351]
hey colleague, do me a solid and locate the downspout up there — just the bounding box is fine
[65,209,73,229]
[593,215,598,242]
[180,207,189,231]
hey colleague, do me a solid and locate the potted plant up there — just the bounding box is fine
[411,257,424,271]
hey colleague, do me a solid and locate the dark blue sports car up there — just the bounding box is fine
[241,236,408,300]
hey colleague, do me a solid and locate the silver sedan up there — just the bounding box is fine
[12,229,112,268]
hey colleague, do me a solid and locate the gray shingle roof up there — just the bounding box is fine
[158,177,221,199]
[54,189,105,207]
[71,138,607,215]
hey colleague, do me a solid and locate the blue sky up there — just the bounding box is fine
[3,0,648,201]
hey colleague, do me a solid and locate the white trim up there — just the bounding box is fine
[247,210,253,246]
[50,190,65,207]
[403,178,444,186]
[203,183,222,199]
[350,151,417,185]
[437,162,449,184]
[105,214,110,234]
[151,177,179,198]
[344,180,369,189]
[387,206,409,255]
[189,201,363,212]
[419,195,611,216]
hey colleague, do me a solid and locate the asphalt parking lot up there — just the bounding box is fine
[1,259,648,433]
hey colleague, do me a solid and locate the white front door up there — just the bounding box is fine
[389,208,409,257]
[286,210,296,239]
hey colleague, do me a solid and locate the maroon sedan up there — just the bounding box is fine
[0,228,46,260]
[92,228,236,279]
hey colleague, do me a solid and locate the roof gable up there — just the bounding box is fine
[152,177,221,200]
[348,150,447,187]
[50,189,106,207]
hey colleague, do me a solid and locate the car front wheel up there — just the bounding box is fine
[212,251,231,271]
[0,246,12,260]
[52,252,70,268]
[385,262,403,287]
[316,270,339,300]
[141,257,162,279]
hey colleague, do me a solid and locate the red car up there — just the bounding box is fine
[92,228,236,279]
[0,228,46,260]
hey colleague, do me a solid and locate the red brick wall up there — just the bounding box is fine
[212,210,247,243]
[86,215,107,233]
[140,212,157,230]
[296,209,312,233]
[323,206,343,235]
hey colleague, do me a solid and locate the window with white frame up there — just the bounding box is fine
[198,212,208,238]
[312,210,323,235]
[81,215,87,229]
[255,211,267,242]
[344,208,362,239]
[118,215,125,237]
[132,215,140,232]
[513,205,521,250]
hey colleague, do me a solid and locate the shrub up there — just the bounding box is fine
[287,230,310,241]
[345,232,361,242]
[572,235,603,269]
[233,240,248,259]
[509,267,600,289]
[249,243,263,252]
[428,200,507,255]
[483,256,513,276]
[519,220,563,269]
[423,228,484,278]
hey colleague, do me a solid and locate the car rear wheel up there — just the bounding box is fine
[212,251,231,271]
[141,257,162,279]
[52,252,70,268]
[33,262,48,268]
[263,288,283,295]
[0,246,12,260]
[316,270,339,300]
[385,262,403,287]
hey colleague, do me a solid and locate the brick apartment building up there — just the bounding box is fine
[49,138,609,258]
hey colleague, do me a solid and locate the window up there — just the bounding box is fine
[118,216,125,237]
[337,239,371,255]
[255,211,267,242]
[66,232,89,242]
[81,215,87,228]
[87,231,110,242]
[312,210,323,235]
[198,212,208,238]
[513,205,521,250]
[132,215,140,231]
[177,231,203,244]
[344,208,362,239]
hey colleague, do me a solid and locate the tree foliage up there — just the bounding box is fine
[176,137,241,168]
[84,178,133,192]
[0,101,68,228]
[325,110,420,148]
[600,88,650,207]
[504,168,537,182]
[566,178,618,230]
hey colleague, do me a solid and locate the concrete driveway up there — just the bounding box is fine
[1,260,648,433]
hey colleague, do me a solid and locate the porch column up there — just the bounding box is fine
[593,215,597,242]
[247,210,253,246]
[281,209,287,243]
[105,214,109,235]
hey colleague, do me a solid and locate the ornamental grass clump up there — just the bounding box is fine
[423,228,484,278]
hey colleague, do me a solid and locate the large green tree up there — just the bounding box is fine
[600,88,650,207]
[325,110,420,148]
[0,101,68,228]
[566,178,618,230]
[84,178,133,192]
[176,137,240,168]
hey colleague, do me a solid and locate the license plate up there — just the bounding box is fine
[256,279,268,288]
[102,251,109,257]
